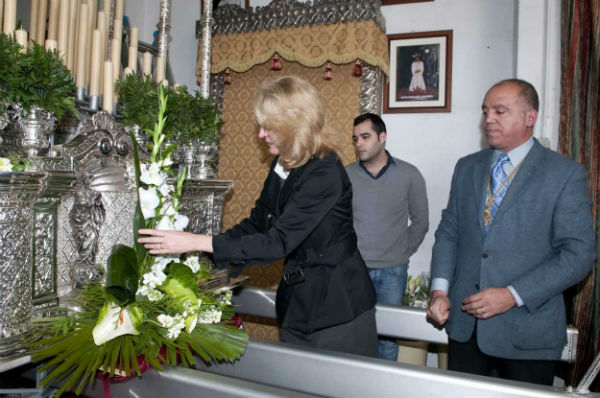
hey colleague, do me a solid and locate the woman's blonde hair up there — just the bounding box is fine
[254,75,341,169]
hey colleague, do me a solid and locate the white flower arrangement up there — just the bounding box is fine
[30,88,247,397]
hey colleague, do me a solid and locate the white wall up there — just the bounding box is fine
[381,0,516,277]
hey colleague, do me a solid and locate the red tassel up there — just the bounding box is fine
[323,62,333,81]
[270,54,282,71]
[224,68,232,85]
[352,59,363,77]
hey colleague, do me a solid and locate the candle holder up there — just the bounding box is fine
[89,95,100,112]
[76,86,86,102]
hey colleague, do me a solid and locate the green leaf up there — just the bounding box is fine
[105,245,140,306]
[161,262,198,304]
[130,131,148,267]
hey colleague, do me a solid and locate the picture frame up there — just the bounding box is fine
[381,0,434,5]
[384,30,453,113]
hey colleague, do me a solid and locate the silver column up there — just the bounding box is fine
[198,0,214,98]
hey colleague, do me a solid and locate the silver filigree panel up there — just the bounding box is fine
[180,180,233,235]
[198,0,385,36]
[360,63,385,115]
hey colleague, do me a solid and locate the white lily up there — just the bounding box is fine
[139,187,160,219]
[92,302,142,345]
[0,158,12,171]
[140,163,166,186]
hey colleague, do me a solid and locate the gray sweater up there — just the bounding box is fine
[346,157,429,268]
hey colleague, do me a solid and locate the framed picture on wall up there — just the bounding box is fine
[384,30,453,113]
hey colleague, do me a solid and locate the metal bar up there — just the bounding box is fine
[196,340,585,398]
[83,365,324,398]
[231,287,576,362]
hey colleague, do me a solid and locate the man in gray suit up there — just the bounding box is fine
[426,79,595,385]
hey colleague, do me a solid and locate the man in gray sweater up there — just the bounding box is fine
[346,113,429,361]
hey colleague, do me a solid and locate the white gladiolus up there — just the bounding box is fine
[174,213,189,231]
[140,163,166,186]
[160,200,177,216]
[156,215,175,231]
[139,187,160,219]
[0,158,12,171]
[158,182,174,197]
[159,156,173,167]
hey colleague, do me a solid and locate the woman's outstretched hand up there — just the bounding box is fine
[138,229,213,255]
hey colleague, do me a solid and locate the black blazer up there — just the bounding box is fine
[213,153,376,333]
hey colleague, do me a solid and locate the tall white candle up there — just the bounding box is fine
[75,3,88,89]
[37,0,48,45]
[129,26,138,49]
[89,29,102,96]
[2,0,16,35]
[155,56,165,83]
[103,60,114,111]
[47,0,59,40]
[86,0,97,88]
[45,39,57,51]
[127,46,137,73]
[30,0,39,45]
[142,51,152,77]
[113,17,122,43]
[115,0,123,22]
[57,0,69,61]
[66,0,79,71]
[111,37,121,81]
[0,0,4,34]
[15,28,27,52]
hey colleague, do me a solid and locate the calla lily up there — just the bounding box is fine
[139,187,160,219]
[185,314,198,333]
[92,302,142,345]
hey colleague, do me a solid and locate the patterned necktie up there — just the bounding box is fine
[485,153,510,234]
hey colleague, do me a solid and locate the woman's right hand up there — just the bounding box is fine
[138,229,213,255]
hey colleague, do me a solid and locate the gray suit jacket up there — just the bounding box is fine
[431,139,595,360]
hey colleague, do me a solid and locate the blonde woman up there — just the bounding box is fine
[139,76,378,356]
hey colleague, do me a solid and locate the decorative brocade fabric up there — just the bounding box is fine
[198,20,389,76]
